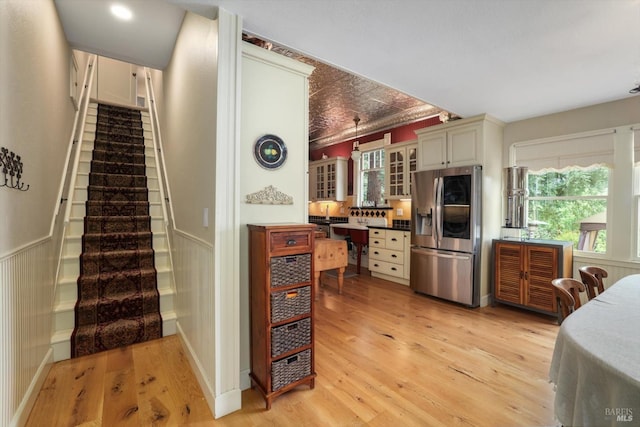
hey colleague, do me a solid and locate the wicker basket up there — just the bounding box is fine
[270,254,311,288]
[271,318,311,358]
[271,286,311,323]
[271,349,312,391]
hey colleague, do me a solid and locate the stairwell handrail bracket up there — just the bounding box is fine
[144,69,175,231]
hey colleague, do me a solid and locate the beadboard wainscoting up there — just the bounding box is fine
[0,238,55,427]
[171,230,216,413]
[573,256,640,290]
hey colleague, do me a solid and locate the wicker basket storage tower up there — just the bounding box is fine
[247,223,317,409]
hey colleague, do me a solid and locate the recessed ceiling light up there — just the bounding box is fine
[111,4,133,21]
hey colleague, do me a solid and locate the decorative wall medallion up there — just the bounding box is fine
[245,185,293,205]
[254,134,287,169]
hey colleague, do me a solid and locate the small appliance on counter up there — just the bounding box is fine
[501,166,529,241]
[503,166,528,229]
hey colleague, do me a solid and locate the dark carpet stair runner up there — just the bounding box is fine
[71,103,162,358]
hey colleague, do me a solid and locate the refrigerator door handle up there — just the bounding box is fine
[435,176,443,244]
[434,252,472,261]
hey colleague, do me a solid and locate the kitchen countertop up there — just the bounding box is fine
[367,224,411,232]
[308,217,410,231]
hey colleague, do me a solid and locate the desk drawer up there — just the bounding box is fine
[270,231,312,255]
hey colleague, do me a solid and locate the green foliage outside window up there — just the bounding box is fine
[528,167,608,253]
[361,149,385,206]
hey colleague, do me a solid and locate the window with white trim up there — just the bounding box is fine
[360,148,385,206]
[512,130,615,254]
[527,166,609,253]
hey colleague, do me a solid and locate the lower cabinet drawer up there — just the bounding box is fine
[369,247,404,264]
[271,349,312,391]
[369,259,404,278]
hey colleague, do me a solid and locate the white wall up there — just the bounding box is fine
[159,9,244,418]
[503,96,640,158]
[160,8,220,414]
[0,0,75,256]
[0,1,77,425]
[163,12,218,243]
[239,42,314,384]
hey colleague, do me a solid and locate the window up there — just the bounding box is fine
[360,148,385,206]
[527,166,608,253]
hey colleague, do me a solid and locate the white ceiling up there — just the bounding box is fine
[55,0,640,125]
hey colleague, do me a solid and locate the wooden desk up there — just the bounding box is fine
[313,238,348,296]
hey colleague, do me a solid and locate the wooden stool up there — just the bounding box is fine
[313,238,348,297]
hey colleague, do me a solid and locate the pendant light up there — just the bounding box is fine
[352,115,361,151]
[351,115,362,206]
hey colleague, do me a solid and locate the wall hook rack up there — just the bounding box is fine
[1,147,30,191]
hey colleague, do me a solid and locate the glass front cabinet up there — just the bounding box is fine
[309,157,347,201]
[385,141,417,199]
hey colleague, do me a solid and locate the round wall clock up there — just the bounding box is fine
[254,134,287,169]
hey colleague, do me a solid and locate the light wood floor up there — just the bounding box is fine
[27,269,561,426]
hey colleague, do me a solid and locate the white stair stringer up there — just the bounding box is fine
[51,104,176,362]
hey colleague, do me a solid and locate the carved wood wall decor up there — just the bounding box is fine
[245,185,293,205]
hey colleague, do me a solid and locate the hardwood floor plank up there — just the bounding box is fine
[102,349,139,426]
[27,269,561,426]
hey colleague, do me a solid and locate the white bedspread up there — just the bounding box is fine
[549,274,640,426]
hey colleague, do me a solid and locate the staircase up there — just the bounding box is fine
[51,102,176,361]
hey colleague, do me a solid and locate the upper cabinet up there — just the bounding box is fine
[385,141,417,199]
[309,157,348,201]
[416,116,499,171]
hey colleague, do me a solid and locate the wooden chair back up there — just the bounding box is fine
[578,266,608,300]
[551,278,586,325]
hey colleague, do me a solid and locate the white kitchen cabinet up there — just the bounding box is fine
[309,157,347,201]
[416,119,483,170]
[368,228,410,286]
[385,141,417,199]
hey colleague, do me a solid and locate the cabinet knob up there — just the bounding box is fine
[286,239,297,246]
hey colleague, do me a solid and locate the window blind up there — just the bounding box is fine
[513,130,615,172]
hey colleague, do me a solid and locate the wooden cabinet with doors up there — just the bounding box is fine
[492,239,573,315]
[309,157,348,201]
[248,223,317,409]
[385,141,417,199]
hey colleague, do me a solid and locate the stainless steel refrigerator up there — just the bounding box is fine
[410,165,482,307]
